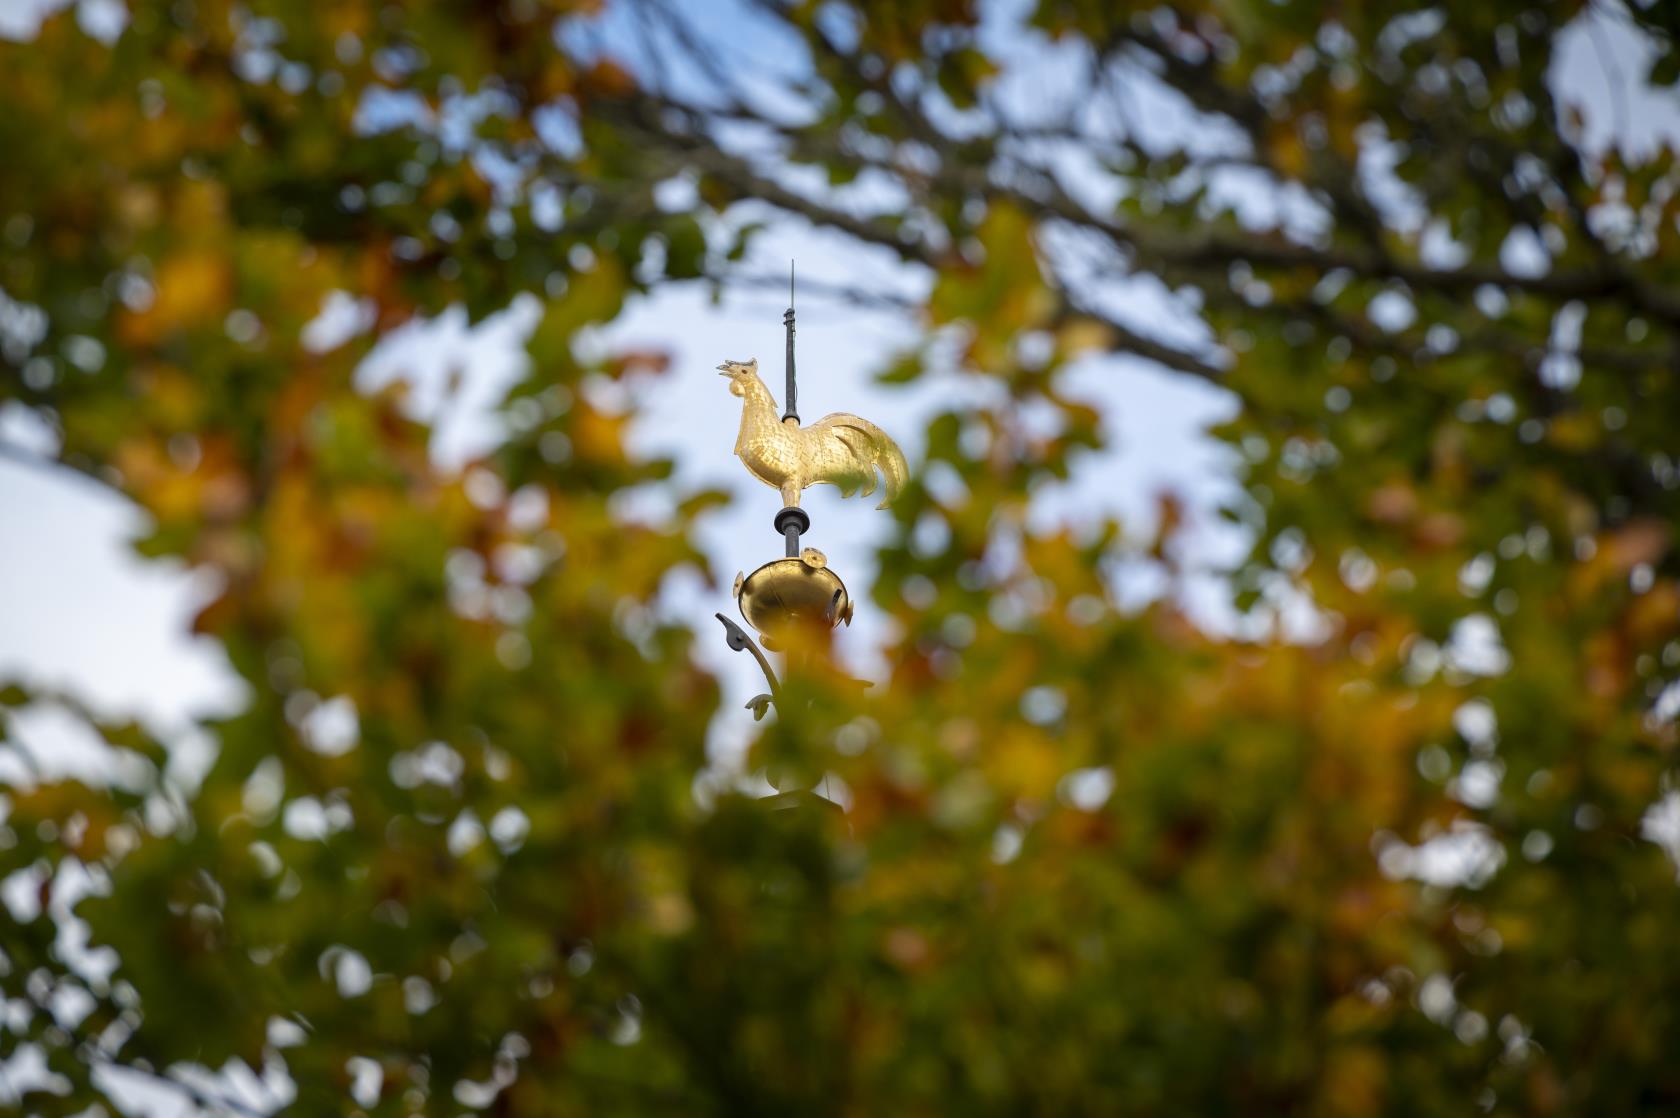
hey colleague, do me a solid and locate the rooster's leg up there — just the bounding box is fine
[780,481,801,508]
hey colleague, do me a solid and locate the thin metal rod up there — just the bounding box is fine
[783,260,798,424]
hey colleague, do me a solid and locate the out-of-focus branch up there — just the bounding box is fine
[727,270,916,311]
[596,2,1680,387]
[733,8,1680,323]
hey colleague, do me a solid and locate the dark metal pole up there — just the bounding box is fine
[775,506,809,558]
[782,261,798,424]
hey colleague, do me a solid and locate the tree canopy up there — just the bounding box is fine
[4,0,1680,1113]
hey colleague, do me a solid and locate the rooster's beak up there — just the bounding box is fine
[716,364,733,375]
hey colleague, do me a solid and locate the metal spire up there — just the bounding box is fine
[782,260,798,424]
[713,257,906,736]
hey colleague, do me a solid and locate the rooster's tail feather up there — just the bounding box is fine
[812,412,910,510]
[875,437,908,510]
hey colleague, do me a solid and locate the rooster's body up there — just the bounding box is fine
[718,359,907,509]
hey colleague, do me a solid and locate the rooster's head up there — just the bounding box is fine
[716,357,759,397]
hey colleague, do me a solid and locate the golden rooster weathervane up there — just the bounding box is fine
[716,356,907,510]
[714,264,906,721]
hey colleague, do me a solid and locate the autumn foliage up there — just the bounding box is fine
[4,1,1680,1114]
